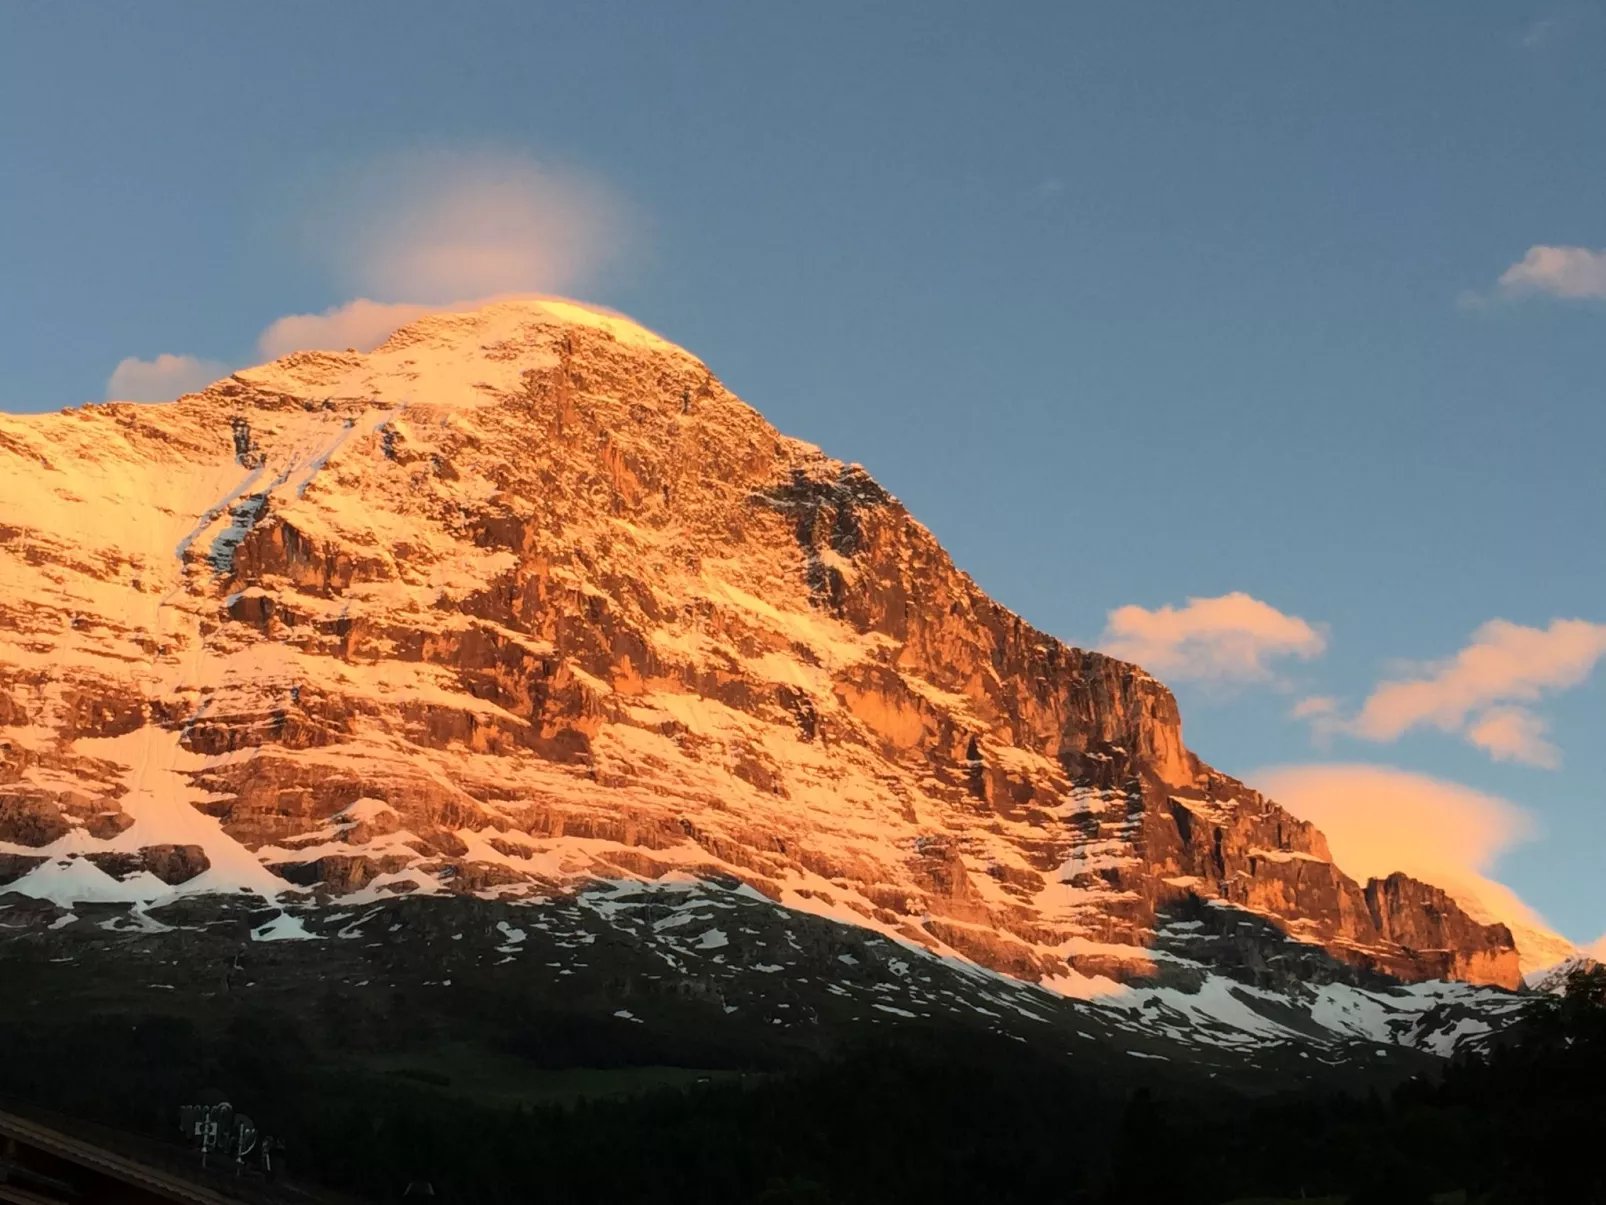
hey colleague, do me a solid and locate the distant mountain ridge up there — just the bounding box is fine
[0,298,1526,1026]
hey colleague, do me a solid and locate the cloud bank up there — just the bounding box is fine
[1099,592,1326,682]
[105,353,229,402]
[1255,763,1574,973]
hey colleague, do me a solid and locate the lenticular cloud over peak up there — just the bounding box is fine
[301,148,631,306]
[1254,763,1576,974]
[106,148,638,384]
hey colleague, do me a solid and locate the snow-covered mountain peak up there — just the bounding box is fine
[0,298,1529,1040]
[234,295,696,405]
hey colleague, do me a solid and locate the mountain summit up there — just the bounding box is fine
[0,298,1520,1005]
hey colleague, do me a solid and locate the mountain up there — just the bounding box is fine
[1527,954,1602,996]
[0,298,1526,1064]
[1446,880,1580,981]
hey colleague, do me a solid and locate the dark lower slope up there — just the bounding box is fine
[0,885,1559,1204]
[0,971,1601,1205]
[1,883,1501,1091]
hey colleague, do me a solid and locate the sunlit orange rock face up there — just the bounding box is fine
[0,299,1520,991]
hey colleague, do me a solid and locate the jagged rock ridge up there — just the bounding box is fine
[0,298,1520,993]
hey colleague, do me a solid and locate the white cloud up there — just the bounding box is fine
[1099,592,1326,683]
[256,299,440,359]
[1346,618,1606,768]
[105,353,228,402]
[1255,763,1575,974]
[1496,245,1606,300]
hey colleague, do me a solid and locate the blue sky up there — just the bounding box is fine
[2,2,1602,947]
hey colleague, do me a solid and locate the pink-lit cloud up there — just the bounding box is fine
[105,353,228,402]
[1255,763,1575,974]
[1291,695,1337,720]
[253,293,651,358]
[1099,592,1326,682]
[1346,618,1606,767]
[1496,245,1606,300]
[1466,706,1560,769]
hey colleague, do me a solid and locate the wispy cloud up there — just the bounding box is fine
[1521,15,1567,48]
[105,353,229,402]
[1255,763,1573,972]
[1291,695,1337,720]
[1099,592,1326,683]
[1519,9,1589,50]
[1332,618,1606,768]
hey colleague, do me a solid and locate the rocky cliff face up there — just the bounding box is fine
[0,299,1521,991]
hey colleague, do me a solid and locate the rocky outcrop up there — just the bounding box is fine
[0,299,1521,992]
[1365,873,1520,986]
[0,854,45,886]
[0,796,71,848]
[84,845,209,885]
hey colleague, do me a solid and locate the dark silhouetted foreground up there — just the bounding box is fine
[3,967,1604,1204]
